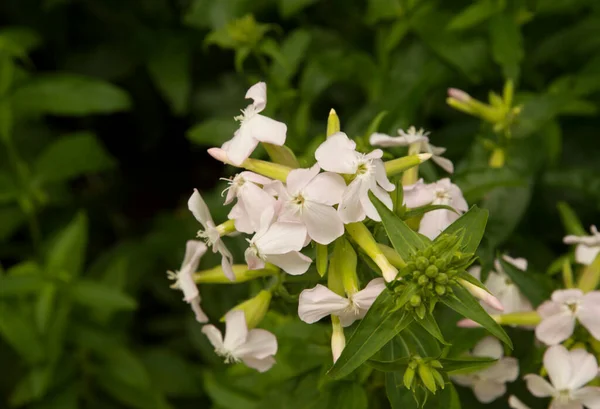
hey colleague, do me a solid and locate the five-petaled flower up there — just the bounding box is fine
[564,225,600,266]
[202,310,278,372]
[315,132,395,223]
[223,172,276,234]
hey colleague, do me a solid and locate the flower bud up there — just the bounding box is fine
[403,366,416,390]
[458,279,504,312]
[410,294,422,307]
[415,256,429,271]
[216,219,236,236]
[415,304,426,319]
[228,290,272,329]
[418,364,437,393]
[435,273,448,284]
[345,222,399,282]
[418,275,429,286]
[327,109,341,137]
[384,154,432,177]
[435,285,446,296]
[448,88,472,103]
[425,265,438,278]
[208,147,292,182]
[331,316,345,363]
[194,264,278,283]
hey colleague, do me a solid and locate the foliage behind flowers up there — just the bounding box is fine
[1,1,600,409]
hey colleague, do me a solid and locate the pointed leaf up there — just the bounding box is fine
[439,357,497,374]
[367,357,410,372]
[498,258,553,307]
[45,212,88,278]
[441,285,512,348]
[69,279,137,312]
[438,206,488,253]
[370,192,431,260]
[403,204,459,220]
[415,313,449,345]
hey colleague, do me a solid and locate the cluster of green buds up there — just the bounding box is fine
[403,355,446,395]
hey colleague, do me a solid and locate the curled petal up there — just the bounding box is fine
[431,154,454,174]
[266,251,311,275]
[202,324,224,350]
[245,82,267,112]
[235,328,277,360]
[188,189,213,227]
[298,285,350,324]
[223,128,260,166]
[374,159,395,192]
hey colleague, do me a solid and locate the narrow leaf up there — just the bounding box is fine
[45,212,88,278]
[367,357,410,372]
[69,279,137,311]
[439,206,488,253]
[415,313,449,345]
[403,204,458,220]
[439,357,497,374]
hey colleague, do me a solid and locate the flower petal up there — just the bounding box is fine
[315,132,358,174]
[303,172,346,206]
[352,278,386,311]
[552,289,584,304]
[419,209,456,240]
[245,248,265,271]
[286,164,320,196]
[302,201,344,245]
[242,356,276,373]
[245,82,267,112]
[524,374,556,398]
[544,345,572,390]
[247,114,287,146]
[403,180,435,208]
[535,312,575,345]
[374,159,395,191]
[567,348,599,390]
[338,179,367,223]
[202,324,224,350]
[180,240,208,278]
[473,380,506,403]
[256,222,307,255]
[369,132,410,147]
[235,328,277,360]
[188,189,213,227]
[217,241,235,281]
[451,374,475,387]
[223,310,249,352]
[578,292,600,341]
[224,127,260,166]
[431,154,454,174]
[190,298,209,323]
[298,284,350,324]
[572,386,600,409]
[361,183,393,222]
[537,300,564,318]
[266,251,312,275]
[480,357,519,383]
[228,202,254,234]
[575,244,600,266]
[472,336,503,359]
[509,396,532,409]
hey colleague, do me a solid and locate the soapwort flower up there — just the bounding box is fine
[275,164,346,245]
[298,278,386,327]
[564,225,600,266]
[315,132,395,223]
[522,345,600,409]
[535,289,600,345]
[222,82,287,166]
[188,189,235,281]
[245,207,311,275]
[451,337,519,403]
[202,310,277,372]
[223,172,276,234]
[167,240,209,323]
[370,126,454,173]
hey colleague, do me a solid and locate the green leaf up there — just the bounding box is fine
[381,339,413,409]
[403,204,459,220]
[97,376,171,409]
[279,0,317,18]
[142,349,202,398]
[438,206,488,253]
[370,192,430,260]
[203,371,257,409]
[367,356,410,372]
[0,274,46,297]
[12,73,131,116]
[102,347,152,389]
[0,26,42,57]
[498,258,553,307]
[263,143,300,167]
[447,0,502,31]
[69,279,137,311]
[441,285,512,348]
[363,110,388,139]
[147,34,191,115]
[0,306,46,364]
[34,132,116,184]
[0,171,18,204]
[456,167,526,203]
[328,290,414,379]
[490,14,524,80]
[439,357,497,374]
[9,366,53,406]
[186,117,237,146]
[45,212,88,278]
[415,313,449,345]
[482,182,532,248]
[329,383,368,409]
[366,0,402,24]
[270,29,312,81]
[557,201,587,235]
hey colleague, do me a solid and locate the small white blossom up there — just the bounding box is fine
[298,278,386,327]
[535,289,600,345]
[202,310,277,372]
[188,189,235,281]
[315,132,395,223]
[275,164,346,245]
[221,82,287,166]
[370,126,454,173]
[564,225,600,266]
[245,207,311,276]
[403,178,468,239]
[452,337,519,403]
[167,240,208,323]
[523,345,600,409]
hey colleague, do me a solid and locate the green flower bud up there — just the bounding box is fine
[432,369,446,390]
[227,290,272,329]
[412,271,421,279]
[418,275,429,286]
[429,256,437,263]
[435,273,448,284]
[423,247,433,258]
[427,283,433,290]
[418,364,437,394]
[416,256,429,270]
[434,259,446,271]
[416,304,426,319]
[410,294,422,307]
[403,367,416,390]
[425,265,438,278]
[430,360,443,369]
[435,284,446,296]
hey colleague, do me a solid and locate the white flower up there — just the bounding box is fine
[167,240,208,323]
[403,178,468,239]
[223,172,276,234]
[369,126,454,173]
[535,289,600,345]
[451,337,519,403]
[315,132,395,223]
[275,164,346,245]
[508,395,531,409]
[469,256,533,315]
[523,345,600,409]
[188,189,235,281]
[564,225,600,266]
[222,82,287,166]
[202,310,277,372]
[298,278,386,327]
[245,207,311,275]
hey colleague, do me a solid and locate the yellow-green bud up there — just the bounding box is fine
[415,256,429,271]
[216,219,236,236]
[418,275,429,286]
[384,154,432,178]
[403,366,415,390]
[435,285,446,296]
[327,109,341,137]
[410,294,422,307]
[435,273,448,284]
[425,265,438,278]
[416,304,426,319]
[432,368,445,389]
[194,264,278,283]
[228,290,272,329]
[345,222,398,282]
[316,243,328,277]
[331,315,345,363]
[418,364,437,394]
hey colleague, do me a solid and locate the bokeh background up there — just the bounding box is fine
[1,0,599,408]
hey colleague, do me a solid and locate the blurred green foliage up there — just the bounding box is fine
[1,0,599,408]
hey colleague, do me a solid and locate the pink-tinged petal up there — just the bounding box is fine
[431,155,454,174]
[303,172,346,205]
[190,298,208,323]
[567,348,599,390]
[315,132,358,174]
[235,328,277,360]
[302,202,344,245]
[537,300,564,318]
[473,380,506,403]
[552,289,584,304]
[218,242,235,281]
[256,222,307,255]
[459,280,504,312]
[575,244,600,266]
[239,184,277,230]
[544,345,572,390]
[535,312,575,345]
[577,292,600,341]
[202,324,224,350]
[239,171,273,186]
[373,159,395,191]
[247,114,287,146]
[572,386,600,409]
[266,251,311,275]
[188,189,213,227]
[457,318,481,328]
[369,132,411,147]
[229,202,254,234]
[224,127,260,166]
[223,310,248,351]
[286,164,320,196]
[245,82,267,112]
[338,180,367,223]
[245,249,265,271]
[207,147,229,163]
[242,356,276,373]
[524,374,556,398]
[472,336,503,359]
[480,357,519,383]
[403,180,435,208]
[509,396,532,409]
[298,285,350,324]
